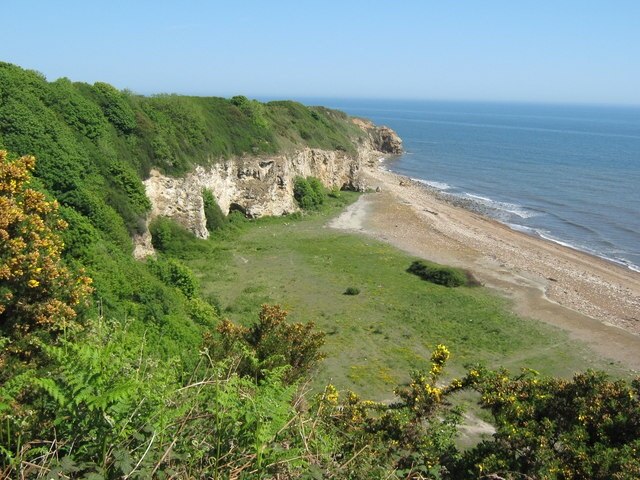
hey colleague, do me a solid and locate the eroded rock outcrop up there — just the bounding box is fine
[353,118,404,154]
[133,121,401,258]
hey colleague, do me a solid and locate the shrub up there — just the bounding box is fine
[202,188,227,231]
[149,216,197,254]
[92,82,137,134]
[307,176,326,202]
[0,151,93,344]
[188,297,218,327]
[344,287,360,296]
[457,368,640,479]
[407,260,467,287]
[148,256,198,299]
[206,304,325,384]
[293,176,326,210]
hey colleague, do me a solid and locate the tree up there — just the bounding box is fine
[0,150,92,351]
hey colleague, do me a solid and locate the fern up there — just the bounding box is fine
[33,377,69,407]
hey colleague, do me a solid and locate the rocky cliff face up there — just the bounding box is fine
[133,121,402,258]
[352,118,403,155]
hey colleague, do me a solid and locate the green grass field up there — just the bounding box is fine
[173,192,628,400]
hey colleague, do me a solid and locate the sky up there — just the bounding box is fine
[2,0,640,105]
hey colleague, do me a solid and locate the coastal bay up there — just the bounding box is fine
[330,164,640,371]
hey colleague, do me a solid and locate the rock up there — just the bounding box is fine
[375,186,382,192]
[139,148,365,248]
[351,118,403,154]
[132,230,154,260]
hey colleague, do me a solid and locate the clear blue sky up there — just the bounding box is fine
[2,0,639,105]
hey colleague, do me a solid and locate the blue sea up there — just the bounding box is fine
[309,99,640,272]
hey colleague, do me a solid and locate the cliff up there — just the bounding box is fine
[134,120,402,257]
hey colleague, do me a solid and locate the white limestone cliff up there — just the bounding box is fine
[133,121,402,258]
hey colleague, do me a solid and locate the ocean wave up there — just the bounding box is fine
[506,223,537,235]
[532,230,640,272]
[413,178,452,190]
[462,193,540,219]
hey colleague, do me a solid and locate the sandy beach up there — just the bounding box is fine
[330,164,640,371]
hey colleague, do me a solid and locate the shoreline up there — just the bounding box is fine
[330,164,640,371]
[413,175,640,274]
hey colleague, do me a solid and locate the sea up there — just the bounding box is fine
[303,99,640,272]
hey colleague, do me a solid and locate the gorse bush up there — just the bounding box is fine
[407,260,468,287]
[315,344,464,477]
[454,367,640,479]
[0,151,92,352]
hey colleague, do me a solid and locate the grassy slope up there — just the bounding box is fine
[166,193,629,400]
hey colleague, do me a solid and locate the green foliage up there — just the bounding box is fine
[206,304,326,384]
[264,101,366,154]
[344,286,360,295]
[46,77,107,140]
[457,368,640,479]
[148,216,197,254]
[407,260,468,287]
[0,322,306,478]
[148,256,199,299]
[230,95,270,130]
[188,297,218,327]
[58,206,101,259]
[202,188,227,231]
[92,82,137,134]
[293,176,326,210]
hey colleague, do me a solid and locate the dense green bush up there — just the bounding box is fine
[407,260,468,287]
[149,216,198,254]
[202,188,227,231]
[148,256,199,299]
[293,176,326,210]
[344,286,360,295]
[92,82,137,134]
